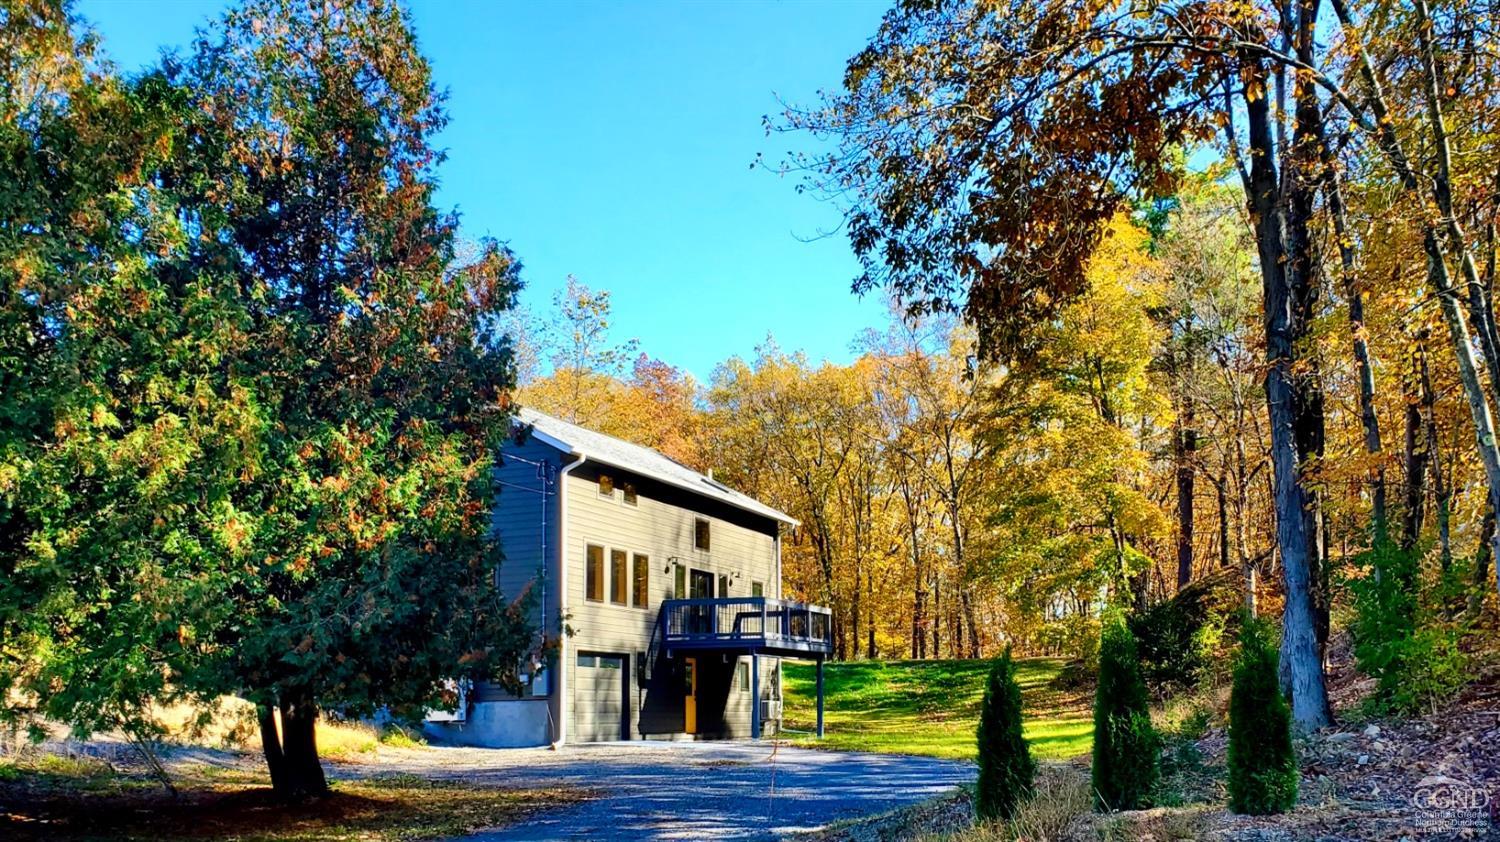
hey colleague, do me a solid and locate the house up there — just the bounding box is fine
[425,407,832,747]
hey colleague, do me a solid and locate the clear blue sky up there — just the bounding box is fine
[77,0,892,382]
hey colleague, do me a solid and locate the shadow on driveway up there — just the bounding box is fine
[351,740,971,841]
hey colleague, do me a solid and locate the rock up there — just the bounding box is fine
[1357,754,1369,765]
[1328,732,1357,744]
[1363,724,1381,738]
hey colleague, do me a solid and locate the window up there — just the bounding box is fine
[585,544,604,602]
[610,549,628,605]
[751,581,764,598]
[598,474,614,497]
[694,518,711,551]
[674,564,686,599]
[737,661,749,692]
[578,654,598,668]
[597,656,622,670]
[719,574,730,598]
[623,482,638,506]
[632,553,650,608]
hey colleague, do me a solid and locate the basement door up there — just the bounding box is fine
[574,652,628,741]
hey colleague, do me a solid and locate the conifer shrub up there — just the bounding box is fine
[975,649,1036,821]
[1226,617,1298,814]
[1090,614,1159,811]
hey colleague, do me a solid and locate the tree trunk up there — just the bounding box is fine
[851,558,862,661]
[1285,61,1331,676]
[1324,166,1388,539]
[907,485,926,659]
[257,704,286,793]
[259,689,328,801]
[1238,48,1332,729]
[1215,475,1231,570]
[1419,348,1453,571]
[931,571,941,659]
[961,588,980,659]
[1472,504,1496,614]
[1175,417,1197,589]
[1400,336,1431,553]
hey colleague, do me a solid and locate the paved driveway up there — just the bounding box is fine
[347,741,972,841]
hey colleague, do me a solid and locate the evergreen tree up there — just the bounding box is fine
[164,0,535,799]
[1091,614,1159,810]
[975,649,1036,821]
[1227,618,1299,814]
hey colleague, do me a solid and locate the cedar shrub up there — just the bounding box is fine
[1091,614,1158,811]
[975,649,1036,821]
[1227,618,1299,814]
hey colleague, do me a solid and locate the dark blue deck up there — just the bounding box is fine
[658,596,833,658]
[653,596,832,739]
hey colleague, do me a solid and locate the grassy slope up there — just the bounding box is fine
[781,657,1092,761]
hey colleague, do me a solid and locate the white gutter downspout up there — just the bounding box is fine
[552,450,587,749]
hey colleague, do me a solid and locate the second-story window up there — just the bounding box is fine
[632,553,650,607]
[585,544,604,602]
[598,474,615,498]
[610,549,627,605]
[694,518,710,551]
[751,581,764,598]
[623,482,638,506]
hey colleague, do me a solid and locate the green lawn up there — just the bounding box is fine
[781,657,1092,761]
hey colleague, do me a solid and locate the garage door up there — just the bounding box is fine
[574,652,627,742]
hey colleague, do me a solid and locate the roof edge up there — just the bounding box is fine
[510,416,800,528]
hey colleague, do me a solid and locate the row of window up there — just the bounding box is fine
[585,544,650,607]
[585,544,768,607]
[597,472,713,553]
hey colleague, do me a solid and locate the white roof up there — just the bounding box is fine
[513,407,799,526]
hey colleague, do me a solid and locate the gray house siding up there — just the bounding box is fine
[425,435,566,746]
[428,419,787,747]
[563,461,781,742]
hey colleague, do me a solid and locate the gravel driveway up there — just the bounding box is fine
[339,740,972,841]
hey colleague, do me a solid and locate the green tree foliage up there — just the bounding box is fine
[1227,618,1298,815]
[1091,615,1158,811]
[1129,571,1241,694]
[1,0,534,800]
[974,650,1035,821]
[1349,541,1469,714]
[0,2,254,773]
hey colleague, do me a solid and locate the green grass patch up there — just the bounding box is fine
[782,657,1092,761]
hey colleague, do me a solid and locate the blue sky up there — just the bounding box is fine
[77,0,893,382]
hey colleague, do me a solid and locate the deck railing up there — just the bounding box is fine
[659,596,832,655]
